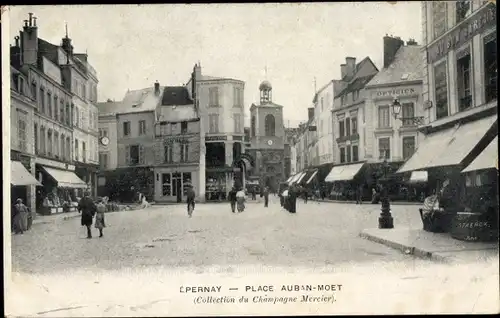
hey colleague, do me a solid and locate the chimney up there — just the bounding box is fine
[406,38,418,46]
[154,81,160,95]
[11,36,22,69]
[191,69,196,100]
[345,57,356,79]
[194,62,202,81]
[21,14,38,66]
[383,35,404,68]
[340,64,347,79]
[62,23,74,57]
[308,107,314,121]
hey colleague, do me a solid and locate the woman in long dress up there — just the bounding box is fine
[236,188,246,212]
[95,198,107,238]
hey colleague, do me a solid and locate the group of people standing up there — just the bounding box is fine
[78,191,107,239]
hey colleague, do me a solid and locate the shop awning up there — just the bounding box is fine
[408,170,428,183]
[11,161,42,186]
[398,115,497,173]
[290,172,304,184]
[462,136,498,173]
[42,166,88,188]
[325,163,365,182]
[306,170,318,184]
[296,171,309,184]
[241,158,252,172]
[285,175,294,183]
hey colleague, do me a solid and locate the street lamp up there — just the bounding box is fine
[378,153,394,229]
[392,98,425,125]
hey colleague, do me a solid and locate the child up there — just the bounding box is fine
[95,198,107,237]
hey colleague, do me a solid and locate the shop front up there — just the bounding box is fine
[205,166,237,201]
[35,161,88,215]
[10,160,42,219]
[325,162,366,200]
[154,166,199,203]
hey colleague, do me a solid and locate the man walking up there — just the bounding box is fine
[228,186,237,213]
[263,186,270,208]
[356,184,363,204]
[186,185,196,218]
[78,191,97,239]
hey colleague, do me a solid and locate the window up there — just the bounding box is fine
[353,90,360,101]
[47,130,52,157]
[53,133,59,158]
[457,51,472,111]
[233,87,242,107]
[99,128,109,138]
[180,143,189,162]
[61,134,65,160]
[164,143,173,163]
[181,121,188,134]
[66,137,71,160]
[346,145,352,162]
[75,107,79,127]
[99,153,109,170]
[18,118,27,152]
[352,145,359,162]
[264,114,276,137]
[456,0,471,24]
[47,92,52,117]
[378,106,390,128]
[123,121,131,136]
[351,117,358,134]
[39,87,45,113]
[339,120,345,137]
[65,104,70,125]
[60,101,65,124]
[345,118,351,136]
[82,83,86,99]
[340,147,346,163]
[34,123,38,154]
[139,120,146,135]
[321,97,324,111]
[402,136,416,160]
[233,114,242,133]
[432,1,447,39]
[484,34,497,103]
[82,141,86,162]
[162,173,171,196]
[209,87,219,107]
[127,145,140,165]
[71,104,75,126]
[31,82,37,101]
[75,139,79,161]
[54,99,59,121]
[434,62,449,119]
[379,138,390,159]
[401,103,415,126]
[208,114,219,133]
[341,95,346,106]
[40,127,46,154]
[251,116,256,137]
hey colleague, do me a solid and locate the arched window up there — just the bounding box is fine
[251,116,256,137]
[264,114,275,137]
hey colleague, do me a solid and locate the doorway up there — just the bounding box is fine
[173,173,182,203]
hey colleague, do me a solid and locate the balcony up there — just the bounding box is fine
[336,133,360,144]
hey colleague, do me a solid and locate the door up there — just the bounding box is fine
[175,179,182,203]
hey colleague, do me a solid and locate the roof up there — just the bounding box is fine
[366,45,423,87]
[259,80,272,90]
[250,102,284,109]
[97,101,124,116]
[199,74,244,83]
[342,57,375,82]
[336,74,377,98]
[97,86,163,116]
[161,86,193,106]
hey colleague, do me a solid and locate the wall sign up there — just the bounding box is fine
[375,88,416,98]
[205,136,227,142]
[427,3,496,64]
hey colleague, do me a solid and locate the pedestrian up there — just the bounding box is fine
[186,184,196,218]
[13,198,29,234]
[303,187,308,204]
[250,187,256,201]
[95,198,107,238]
[78,191,97,239]
[228,186,237,213]
[288,185,297,213]
[263,186,270,208]
[236,188,246,212]
[356,184,363,204]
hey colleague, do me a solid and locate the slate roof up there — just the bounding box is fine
[161,86,193,106]
[96,101,124,116]
[200,74,244,83]
[336,74,377,98]
[366,45,423,87]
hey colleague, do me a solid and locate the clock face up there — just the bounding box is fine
[267,140,273,146]
[101,136,110,146]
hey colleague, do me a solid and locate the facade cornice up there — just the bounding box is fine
[365,80,422,90]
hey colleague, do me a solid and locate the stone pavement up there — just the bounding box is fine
[360,227,499,263]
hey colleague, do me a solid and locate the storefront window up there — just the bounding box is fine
[457,49,472,111]
[434,62,449,119]
[484,34,497,103]
[183,172,192,195]
[162,173,171,196]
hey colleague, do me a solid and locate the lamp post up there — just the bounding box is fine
[391,98,425,125]
[378,153,394,229]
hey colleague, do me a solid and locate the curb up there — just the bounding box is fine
[359,231,452,263]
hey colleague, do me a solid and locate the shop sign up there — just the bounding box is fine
[427,3,496,64]
[205,136,227,142]
[375,88,416,98]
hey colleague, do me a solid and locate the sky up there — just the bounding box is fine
[9,3,422,127]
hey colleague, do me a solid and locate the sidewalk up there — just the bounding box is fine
[360,227,499,263]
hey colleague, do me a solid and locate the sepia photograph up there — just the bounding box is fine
[2,2,499,316]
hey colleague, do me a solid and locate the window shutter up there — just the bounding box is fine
[125,146,131,165]
[139,145,145,164]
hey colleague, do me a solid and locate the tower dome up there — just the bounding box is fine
[259,80,272,91]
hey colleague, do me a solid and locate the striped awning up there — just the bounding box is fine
[306,170,318,184]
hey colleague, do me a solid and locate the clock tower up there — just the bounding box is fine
[247,80,285,191]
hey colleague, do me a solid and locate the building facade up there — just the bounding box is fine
[247,81,286,192]
[10,14,91,215]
